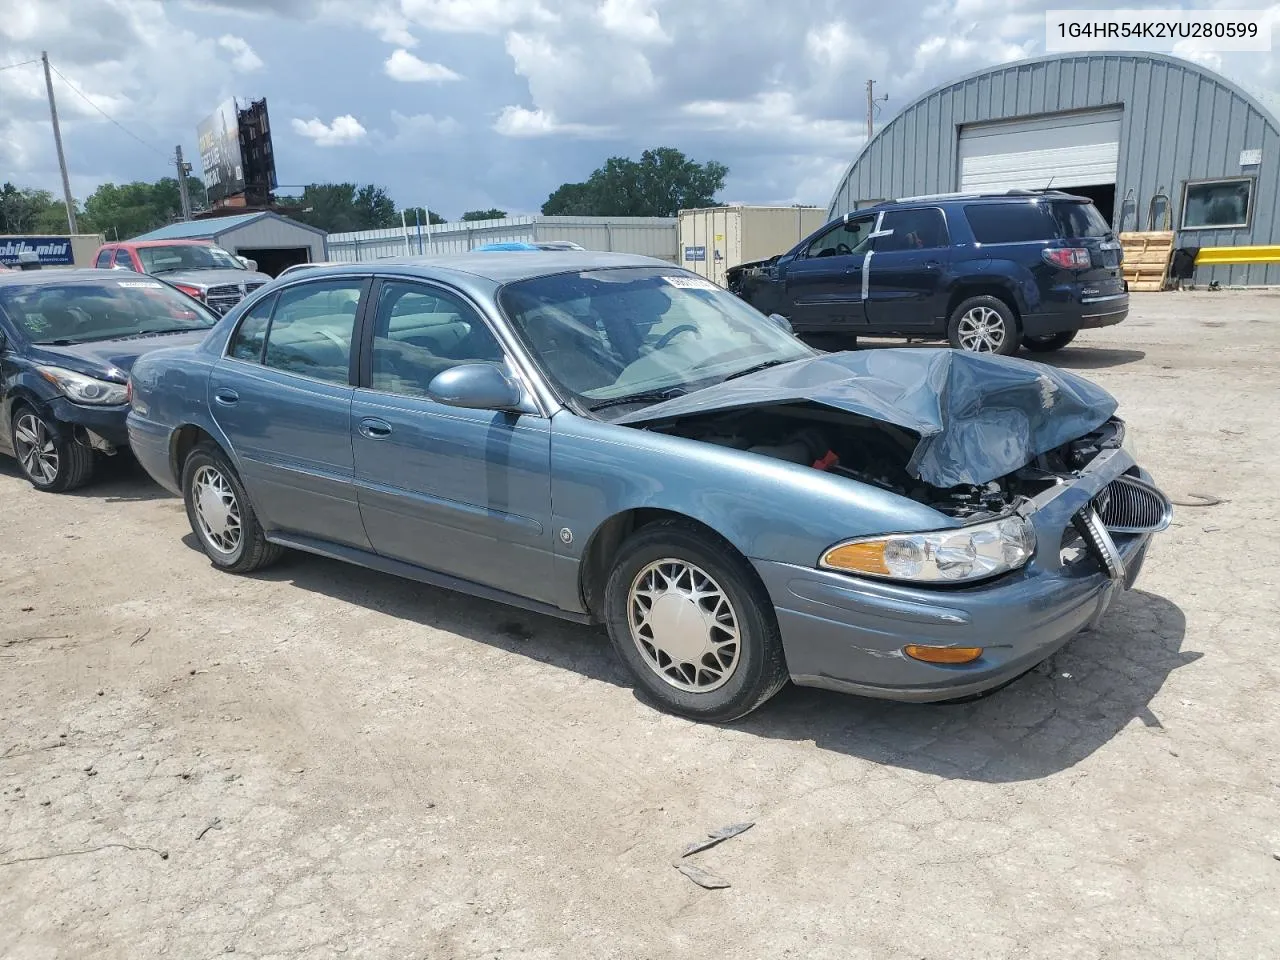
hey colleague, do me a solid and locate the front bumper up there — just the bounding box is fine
[47,397,131,450]
[758,450,1163,702]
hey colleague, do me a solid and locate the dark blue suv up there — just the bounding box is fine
[726,190,1128,355]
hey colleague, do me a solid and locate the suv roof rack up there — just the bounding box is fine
[891,189,1082,203]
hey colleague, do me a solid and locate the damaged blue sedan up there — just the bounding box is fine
[125,253,1172,721]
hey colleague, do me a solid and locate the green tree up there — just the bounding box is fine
[278,183,420,232]
[541,148,728,217]
[79,177,210,239]
[460,208,508,221]
[354,184,398,229]
[402,206,447,226]
[0,183,78,233]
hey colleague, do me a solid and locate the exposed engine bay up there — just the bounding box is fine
[649,402,1125,521]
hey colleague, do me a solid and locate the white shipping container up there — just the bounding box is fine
[677,206,828,286]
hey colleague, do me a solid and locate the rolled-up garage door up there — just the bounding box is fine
[957,108,1122,192]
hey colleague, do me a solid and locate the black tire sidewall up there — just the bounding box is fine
[182,446,253,569]
[603,524,784,722]
[948,295,1021,356]
[10,408,75,492]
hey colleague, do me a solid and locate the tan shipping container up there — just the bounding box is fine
[676,205,828,286]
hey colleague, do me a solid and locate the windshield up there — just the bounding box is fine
[137,244,245,274]
[0,278,219,344]
[497,267,814,410]
[1052,201,1111,239]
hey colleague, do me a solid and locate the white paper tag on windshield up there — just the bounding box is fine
[117,280,164,289]
[662,275,719,291]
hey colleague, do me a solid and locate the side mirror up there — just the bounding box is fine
[428,362,522,411]
[768,313,793,334]
[240,257,258,272]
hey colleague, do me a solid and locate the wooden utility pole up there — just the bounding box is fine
[42,51,77,233]
[174,145,193,221]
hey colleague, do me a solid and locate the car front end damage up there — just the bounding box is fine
[617,349,1173,701]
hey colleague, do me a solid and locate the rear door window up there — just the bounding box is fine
[876,208,949,251]
[261,280,363,384]
[1051,201,1111,238]
[964,202,1057,243]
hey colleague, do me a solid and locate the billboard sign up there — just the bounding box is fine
[0,237,74,266]
[198,98,245,204]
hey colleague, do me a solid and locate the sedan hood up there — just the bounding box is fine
[29,330,210,381]
[615,348,1118,488]
[152,268,271,289]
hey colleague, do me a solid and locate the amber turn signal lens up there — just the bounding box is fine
[821,541,890,576]
[904,644,983,665]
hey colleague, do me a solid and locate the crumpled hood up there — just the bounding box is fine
[153,268,271,289]
[615,348,1118,488]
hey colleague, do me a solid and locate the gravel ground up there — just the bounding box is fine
[2,290,1278,960]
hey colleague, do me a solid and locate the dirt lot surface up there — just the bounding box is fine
[3,291,1279,960]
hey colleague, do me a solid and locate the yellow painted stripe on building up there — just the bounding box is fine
[1194,245,1280,265]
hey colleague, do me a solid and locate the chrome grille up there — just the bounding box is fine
[205,281,264,316]
[1093,475,1173,533]
[1073,508,1125,582]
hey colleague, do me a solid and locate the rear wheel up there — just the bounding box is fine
[1022,331,1078,353]
[947,296,1020,356]
[603,520,788,722]
[10,408,95,492]
[181,445,283,573]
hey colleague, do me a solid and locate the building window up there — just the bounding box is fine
[1181,178,1254,230]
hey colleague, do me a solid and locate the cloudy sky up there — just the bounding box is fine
[1,0,1278,219]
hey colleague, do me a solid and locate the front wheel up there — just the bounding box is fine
[603,520,788,722]
[182,445,283,573]
[1022,331,1078,353]
[10,408,95,492]
[947,296,1020,356]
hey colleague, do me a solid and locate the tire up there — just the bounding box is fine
[181,444,283,574]
[10,407,95,492]
[1022,331,1078,353]
[947,295,1020,356]
[602,519,789,722]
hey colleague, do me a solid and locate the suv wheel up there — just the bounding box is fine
[10,408,95,492]
[947,296,1020,356]
[1022,331,1078,353]
[603,520,789,722]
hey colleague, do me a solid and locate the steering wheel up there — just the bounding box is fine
[835,242,852,255]
[654,324,699,349]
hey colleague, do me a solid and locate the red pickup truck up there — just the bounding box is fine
[91,239,273,315]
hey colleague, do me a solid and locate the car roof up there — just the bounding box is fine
[0,268,134,288]
[300,251,676,285]
[864,189,1093,210]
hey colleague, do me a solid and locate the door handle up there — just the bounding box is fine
[923,260,941,270]
[214,388,239,405]
[359,418,392,439]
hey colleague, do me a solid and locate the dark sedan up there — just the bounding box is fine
[0,269,218,491]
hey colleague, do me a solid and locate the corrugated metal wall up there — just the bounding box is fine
[829,52,1280,285]
[326,216,677,263]
[219,219,327,262]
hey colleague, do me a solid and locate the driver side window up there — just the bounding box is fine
[806,217,875,258]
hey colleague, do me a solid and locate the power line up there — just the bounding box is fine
[47,62,167,157]
[0,58,39,72]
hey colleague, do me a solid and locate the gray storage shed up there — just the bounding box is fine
[130,212,327,277]
[829,52,1280,285]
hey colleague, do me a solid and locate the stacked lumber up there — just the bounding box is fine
[1119,231,1176,292]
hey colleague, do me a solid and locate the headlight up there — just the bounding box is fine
[820,515,1036,585]
[36,366,129,405]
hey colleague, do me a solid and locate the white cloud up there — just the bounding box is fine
[399,0,558,33]
[682,92,863,152]
[368,5,419,45]
[597,0,669,43]
[383,48,462,82]
[291,114,368,146]
[385,110,463,146]
[217,34,263,71]
[492,105,612,138]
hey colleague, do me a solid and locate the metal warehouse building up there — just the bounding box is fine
[130,212,327,276]
[829,52,1280,286]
